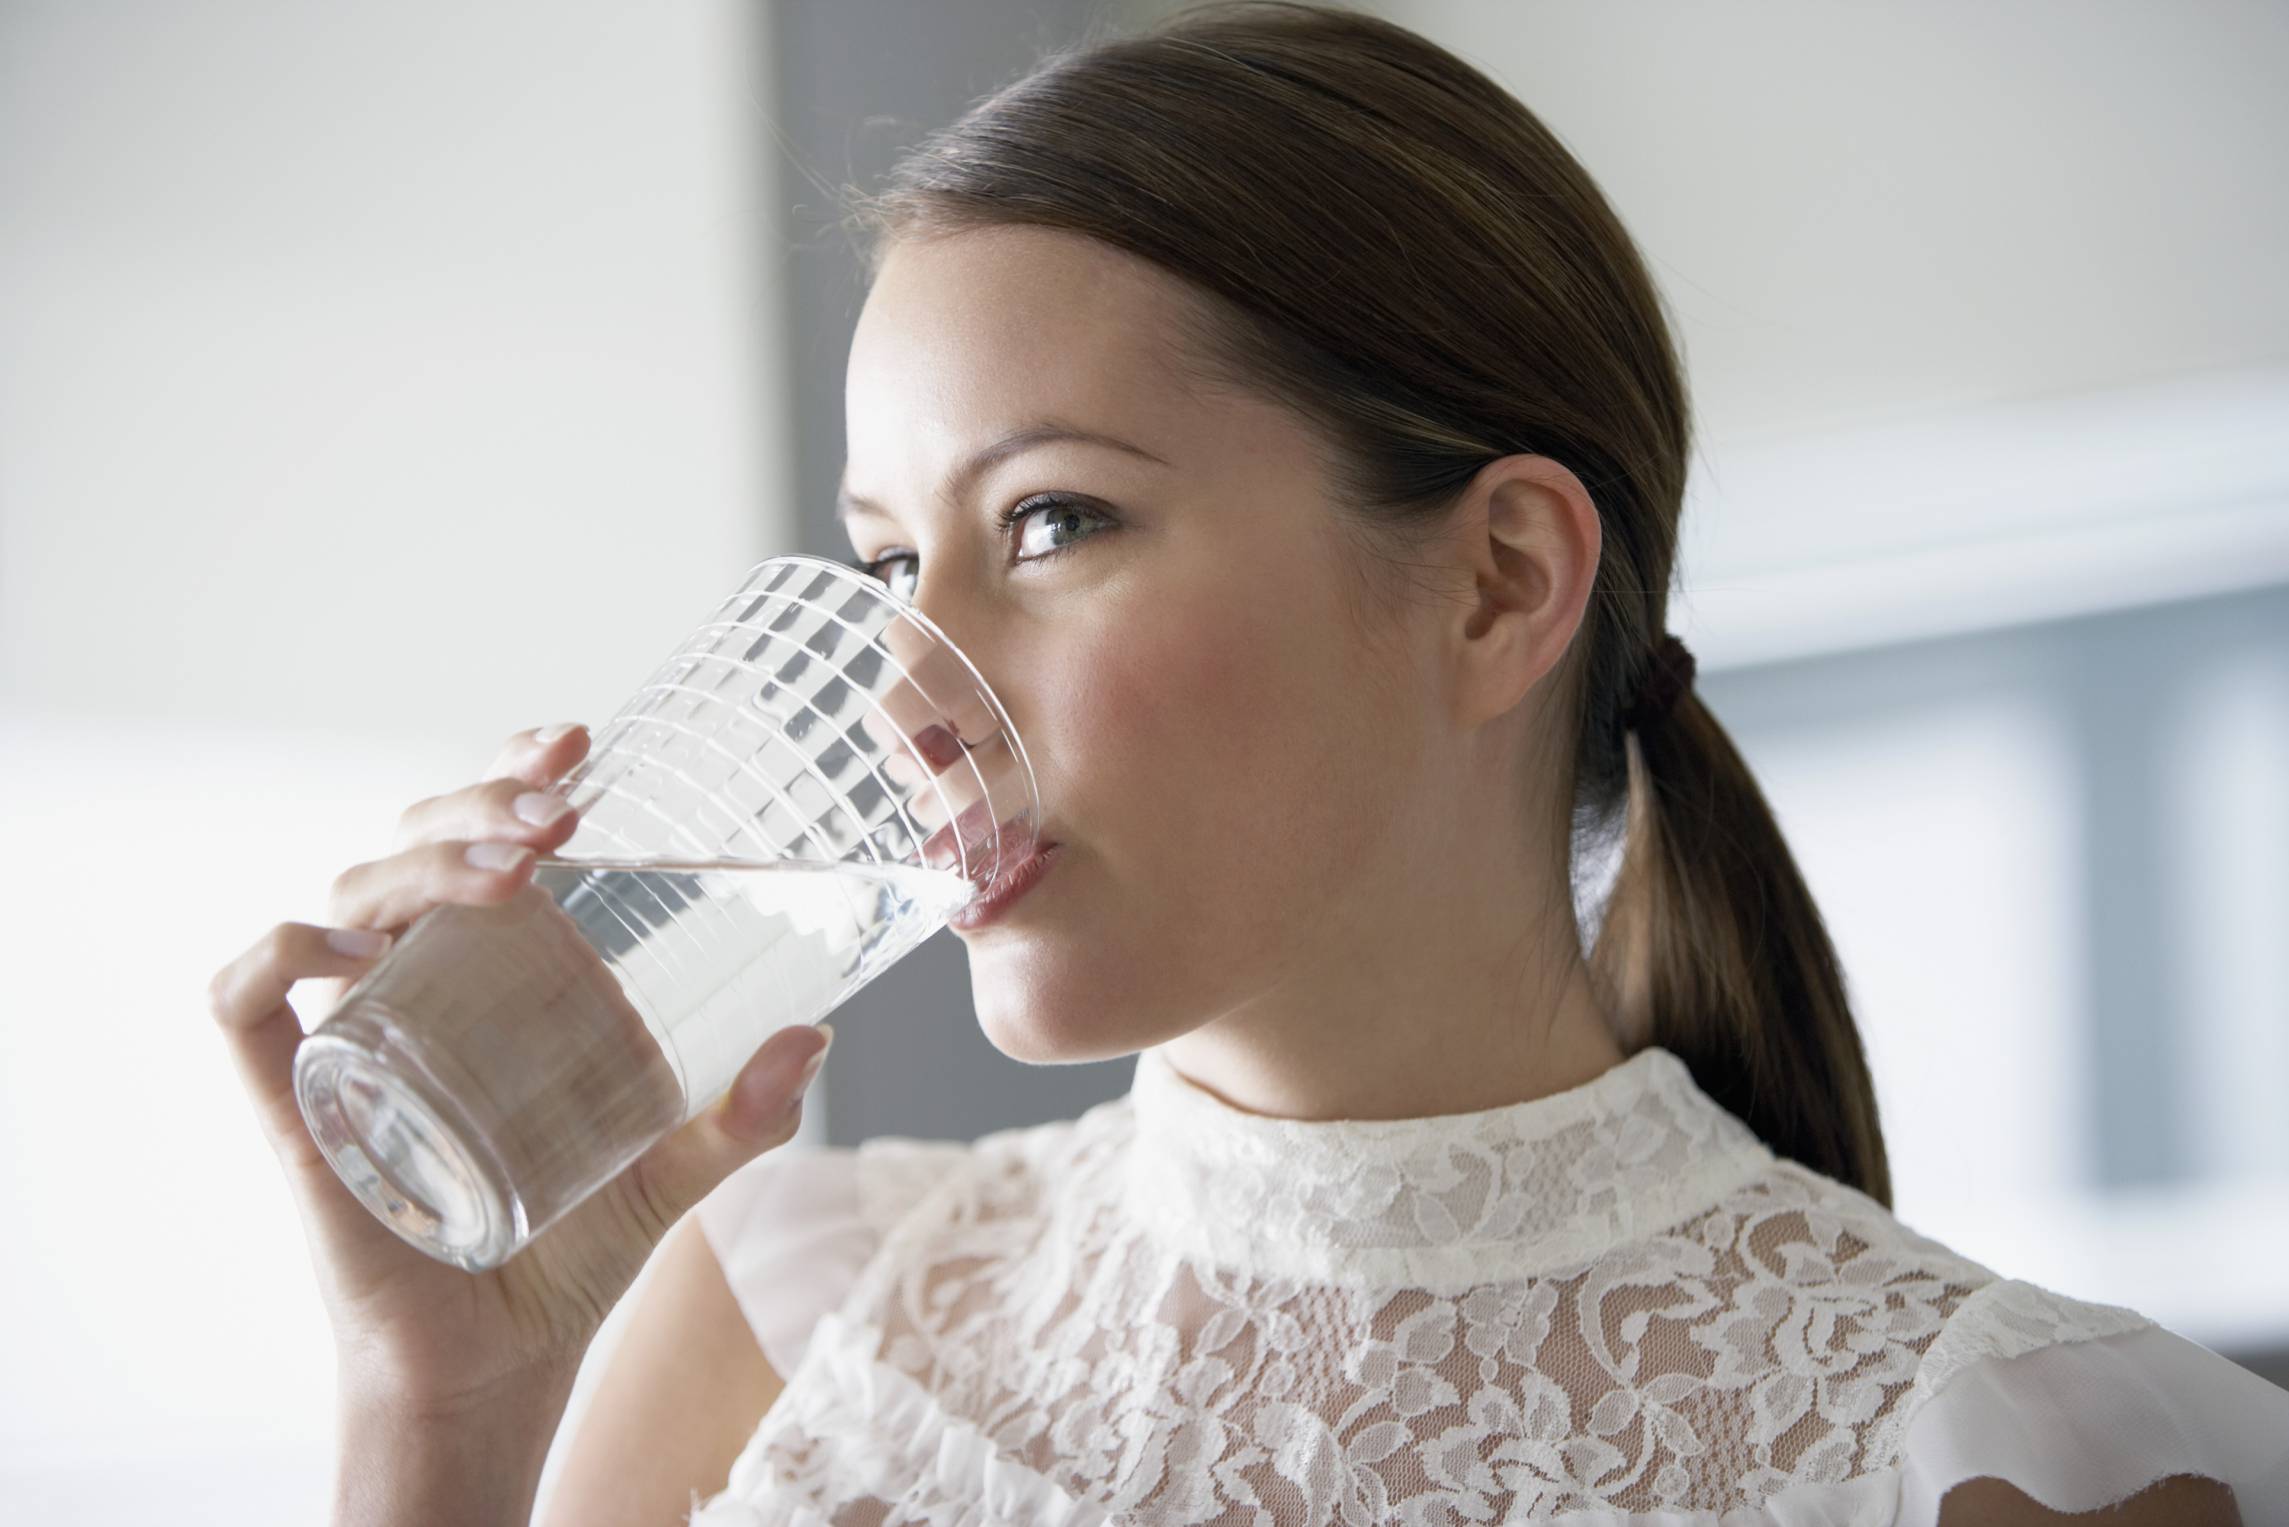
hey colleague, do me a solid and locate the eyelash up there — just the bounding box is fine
[847,493,1112,586]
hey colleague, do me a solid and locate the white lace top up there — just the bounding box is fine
[688,1044,2289,1524]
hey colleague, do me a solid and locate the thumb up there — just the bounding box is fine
[630,1022,834,1227]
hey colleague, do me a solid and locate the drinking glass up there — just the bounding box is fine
[292,554,1038,1270]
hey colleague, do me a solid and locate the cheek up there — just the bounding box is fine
[1042,571,1405,940]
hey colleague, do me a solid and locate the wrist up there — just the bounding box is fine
[335,1363,578,1527]
[338,1340,582,1423]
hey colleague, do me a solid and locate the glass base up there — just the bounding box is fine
[294,1026,522,1272]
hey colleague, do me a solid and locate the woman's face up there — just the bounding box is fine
[840,225,1457,1064]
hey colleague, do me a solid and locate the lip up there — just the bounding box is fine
[948,841,1061,930]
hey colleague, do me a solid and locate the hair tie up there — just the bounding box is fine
[1624,632,1696,730]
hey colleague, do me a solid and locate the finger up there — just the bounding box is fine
[327,839,540,934]
[876,618,999,750]
[923,767,1026,877]
[623,1022,834,1235]
[481,722,590,785]
[876,732,1034,883]
[394,774,584,856]
[884,737,991,836]
[208,922,396,1169]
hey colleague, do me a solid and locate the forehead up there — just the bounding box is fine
[844,226,1209,479]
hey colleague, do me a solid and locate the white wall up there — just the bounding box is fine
[1381,0,2289,451]
[0,1,797,1518]
[0,0,791,739]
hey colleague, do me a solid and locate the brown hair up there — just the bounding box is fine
[835,0,1890,1206]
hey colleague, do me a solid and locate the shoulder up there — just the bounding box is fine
[1722,1160,2157,1411]
[1890,1285,2281,1523]
[1651,1161,2274,1515]
[1724,1165,2277,1522]
[694,1125,1018,1242]
[846,1133,979,1232]
[1692,1155,2009,1327]
[899,1092,1135,1229]
[1673,1161,2088,1446]
[1933,1470,2245,1526]
[690,1138,972,1349]
[730,1090,1130,1247]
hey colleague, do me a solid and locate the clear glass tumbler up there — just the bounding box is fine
[292,554,1038,1271]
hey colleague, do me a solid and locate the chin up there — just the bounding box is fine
[973,988,1139,1067]
[962,944,1146,1066]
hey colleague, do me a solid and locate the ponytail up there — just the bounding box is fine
[1592,677,1893,1208]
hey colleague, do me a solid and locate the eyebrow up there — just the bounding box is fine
[836,422,1169,525]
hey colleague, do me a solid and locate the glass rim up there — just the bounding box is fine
[737,552,1043,863]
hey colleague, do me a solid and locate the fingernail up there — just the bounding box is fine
[913,725,964,769]
[466,841,530,871]
[798,1024,835,1092]
[513,791,571,827]
[535,722,580,745]
[326,927,391,958]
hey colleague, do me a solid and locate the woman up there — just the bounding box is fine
[211,4,2287,1522]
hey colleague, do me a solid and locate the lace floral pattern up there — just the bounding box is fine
[691,1046,2159,1524]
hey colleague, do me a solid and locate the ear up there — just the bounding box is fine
[1442,454,1601,732]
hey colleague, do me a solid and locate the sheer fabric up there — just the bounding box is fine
[690,1044,2289,1524]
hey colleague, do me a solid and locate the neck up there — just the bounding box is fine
[1154,873,1626,1124]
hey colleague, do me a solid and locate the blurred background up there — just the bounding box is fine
[2,0,2283,1517]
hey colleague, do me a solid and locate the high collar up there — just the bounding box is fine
[1118,1043,1776,1292]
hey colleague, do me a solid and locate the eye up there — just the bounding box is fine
[851,547,920,599]
[845,493,1117,601]
[998,493,1116,560]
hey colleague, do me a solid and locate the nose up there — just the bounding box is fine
[874,610,1000,755]
[866,600,1039,881]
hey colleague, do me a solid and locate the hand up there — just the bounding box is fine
[208,722,835,1411]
